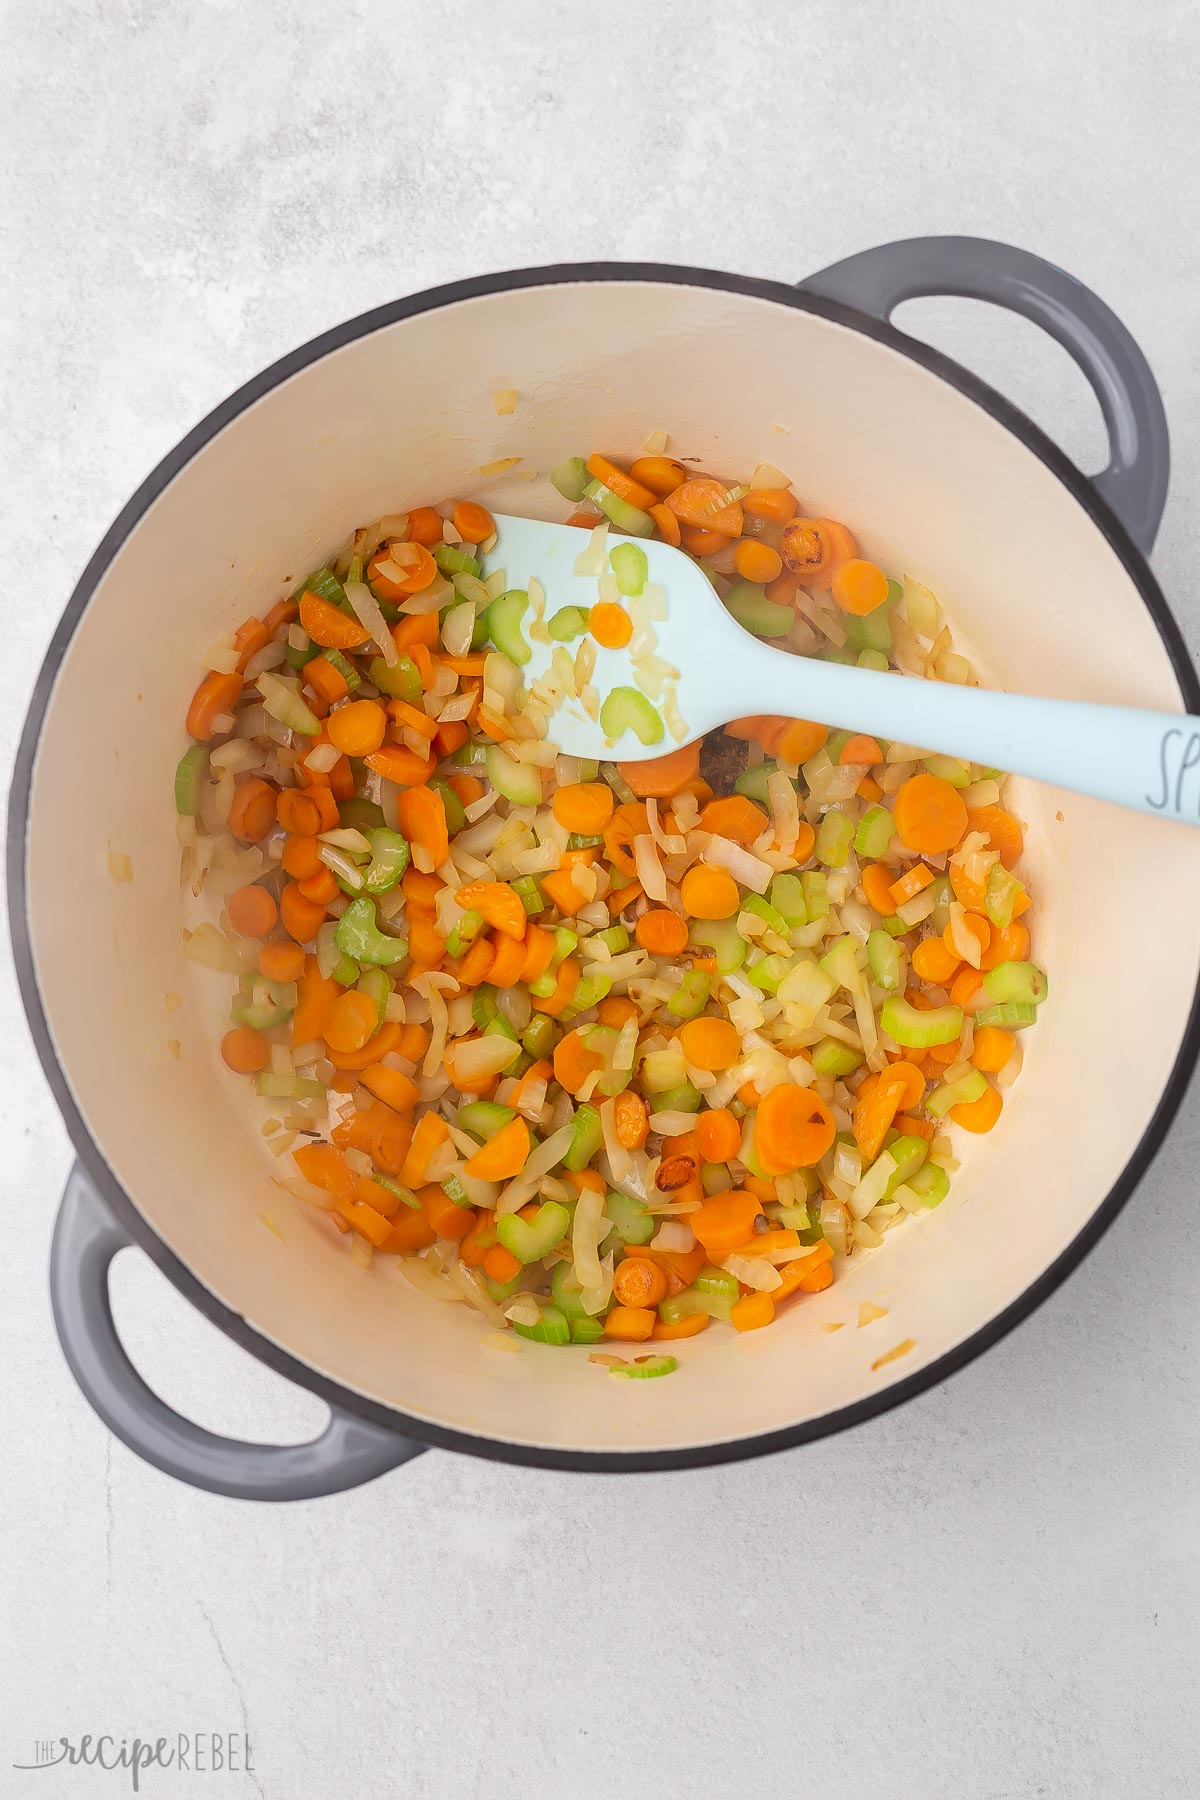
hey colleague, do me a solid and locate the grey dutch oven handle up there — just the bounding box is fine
[52,1163,425,1500]
[799,235,1170,556]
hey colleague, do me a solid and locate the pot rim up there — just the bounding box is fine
[11,260,1200,1474]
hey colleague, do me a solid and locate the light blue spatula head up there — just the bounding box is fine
[482,513,1200,827]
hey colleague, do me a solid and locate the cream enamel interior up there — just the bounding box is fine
[25,278,1200,1456]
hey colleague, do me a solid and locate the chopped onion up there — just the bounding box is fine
[767,769,800,853]
[722,1254,782,1292]
[572,1183,605,1290]
[703,835,773,894]
[650,1220,695,1253]
[345,580,399,665]
[633,831,668,902]
[496,1124,575,1215]
[449,1035,522,1084]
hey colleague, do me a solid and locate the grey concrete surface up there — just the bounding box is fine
[2,3,1199,1796]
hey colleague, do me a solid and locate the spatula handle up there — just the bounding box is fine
[736,645,1200,825]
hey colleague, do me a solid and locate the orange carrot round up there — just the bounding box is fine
[186,670,243,742]
[613,1090,649,1150]
[911,936,961,984]
[667,477,744,537]
[967,804,1024,869]
[452,500,496,544]
[679,865,739,921]
[649,502,682,545]
[678,1016,740,1072]
[616,743,700,799]
[299,590,372,649]
[950,1081,1003,1133]
[772,718,829,766]
[613,1258,668,1309]
[280,881,329,945]
[228,778,277,843]
[893,773,968,854]
[690,1189,764,1257]
[635,909,689,955]
[755,1085,835,1172]
[731,1291,775,1332]
[971,1026,1014,1073]
[406,506,444,546]
[779,516,858,586]
[396,786,449,870]
[629,456,687,497]
[277,790,324,837]
[980,919,1030,970]
[694,1107,742,1163]
[861,863,898,918]
[588,603,633,649]
[831,558,889,616]
[699,795,769,846]
[679,525,735,557]
[258,941,306,982]
[603,1305,657,1343]
[227,884,278,938]
[653,1311,709,1340]
[732,538,784,584]
[327,699,387,756]
[584,454,658,512]
[221,1026,269,1073]
[281,834,324,880]
[552,782,616,834]
[323,990,379,1055]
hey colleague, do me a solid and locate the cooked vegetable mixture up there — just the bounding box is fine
[176,444,1047,1368]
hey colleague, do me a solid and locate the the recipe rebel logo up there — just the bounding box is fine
[12,1732,254,1791]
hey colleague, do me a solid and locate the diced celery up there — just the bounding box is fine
[610,542,648,596]
[880,995,962,1048]
[550,457,590,503]
[770,874,807,926]
[801,871,829,920]
[857,648,890,671]
[256,1073,325,1100]
[512,874,544,916]
[983,961,1048,1006]
[374,1173,421,1210]
[866,928,901,991]
[369,655,422,703]
[497,1201,571,1264]
[335,897,409,967]
[884,1134,928,1195]
[304,567,347,608]
[569,1316,606,1345]
[600,686,664,747]
[362,827,410,894]
[472,987,501,1029]
[742,893,789,935]
[843,584,898,653]
[486,743,543,805]
[700,1162,730,1194]
[433,544,481,578]
[445,908,484,958]
[923,754,972,786]
[667,971,711,1019]
[485,589,532,666]
[430,780,467,835]
[174,744,210,815]
[984,864,1027,931]
[653,1083,702,1114]
[512,1304,571,1346]
[550,1260,592,1321]
[746,953,792,994]
[811,1038,863,1078]
[825,729,855,762]
[547,605,591,641]
[926,1070,988,1118]
[604,1190,655,1246]
[521,1014,559,1059]
[690,918,745,974]
[659,1288,733,1325]
[566,972,613,1014]
[323,647,361,692]
[724,581,793,638]
[902,1162,949,1207]
[609,1355,677,1379]
[457,1099,516,1140]
[582,476,654,536]
[257,671,320,736]
[816,807,854,867]
[735,762,777,805]
[973,1001,1039,1030]
[564,1104,603,1172]
[854,805,896,859]
[357,966,390,1025]
[696,1264,740,1298]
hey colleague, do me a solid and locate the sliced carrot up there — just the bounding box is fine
[635,909,689,955]
[365,744,438,786]
[280,882,327,945]
[612,1258,668,1309]
[396,785,449,869]
[617,743,700,799]
[980,919,1031,971]
[540,866,591,919]
[612,1089,649,1151]
[949,967,986,1013]
[690,1189,764,1258]
[277,790,324,836]
[298,865,338,905]
[387,698,439,742]
[451,500,496,544]
[553,1028,604,1098]
[893,774,968,855]
[258,940,306,982]
[186,670,243,742]
[299,590,371,649]
[699,794,769,845]
[454,880,527,940]
[730,1292,775,1332]
[679,524,734,556]
[911,936,961,984]
[832,558,889,616]
[599,995,638,1028]
[679,865,739,921]
[589,603,633,649]
[232,616,270,669]
[858,775,883,802]
[324,989,379,1055]
[227,777,277,843]
[765,568,800,604]
[678,1016,739,1072]
[565,509,603,529]
[780,516,858,586]
[447,772,485,807]
[293,1141,354,1197]
[463,1116,530,1180]
[840,734,883,766]
[772,719,829,766]
[292,955,338,1045]
[552,782,615,834]
[889,863,933,906]
[967,804,1024,869]
[755,1085,835,1173]
[971,1026,1014,1073]
[950,1081,1003,1133]
[653,1311,709,1340]
[666,476,744,537]
[420,1182,475,1240]
[482,1242,521,1283]
[359,1063,420,1114]
[406,506,444,546]
[393,612,440,653]
[693,1107,741,1163]
[519,924,556,984]
[742,488,798,524]
[649,502,682,545]
[531,956,580,1017]
[460,1208,497,1267]
[732,538,784,584]
[584,454,657,512]
[487,930,527,988]
[861,863,898,918]
[221,1026,269,1074]
[399,1111,450,1189]
[453,935,495,988]
[629,456,687,497]
[326,699,387,756]
[227,884,278,937]
[408,915,447,973]
[603,1306,656,1343]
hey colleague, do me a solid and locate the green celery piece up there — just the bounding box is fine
[338,796,387,831]
[905,1162,949,1207]
[667,971,711,1018]
[801,870,828,920]
[880,995,962,1048]
[485,1273,523,1303]
[564,1104,603,1172]
[362,827,410,894]
[356,966,391,1025]
[373,1173,421,1210]
[700,1161,731,1195]
[973,1001,1039,1030]
[486,743,543,805]
[174,744,210,816]
[609,1355,677,1379]
[471,984,500,1029]
[741,893,789,935]
[368,654,422,703]
[322,647,361,691]
[658,1288,733,1324]
[923,754,972,786]
[724,581,792,638]
[550,1260,595,1321]
[547,605,591,641]
[816,807,854,867]
[569,1316,606,1345]
[599,686,664,747]
[854,804,896,859]
[521,1014,558,1059]
[334,897,408,967]
[610,542,648,596]
[485,589,531,665]
[581,476,654,536]
[653,1083,702,1114]
[982,961,1048,1006]
[429,779,466,835]
[689,917,745,974]
[604,1190,654,1246]
[441,1172,471,1205]
[457,1100,516,1141]
[866,928,901,991]
[746,953,791,995]
[550,457,590,503]
[512,1305,571,1346]
[735,762,777,805]
[433,544,481,578]
[256,1073,325,1100]
[695,1264,739,1298]
[769,873,807,927]
[304,567,347,608]
[445,907,484,958]
[927,1070,988,1118]
[811,1038,863,1078]
[512,874,544,916]
[857,648,890,671]
[484,1016,519,1043]
[884,1134,928,1195]
[450,740,488,767]
[496,1201,571,1264]
[843,582,898,653]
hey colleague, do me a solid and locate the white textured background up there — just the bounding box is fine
[4,4,1200,1797]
